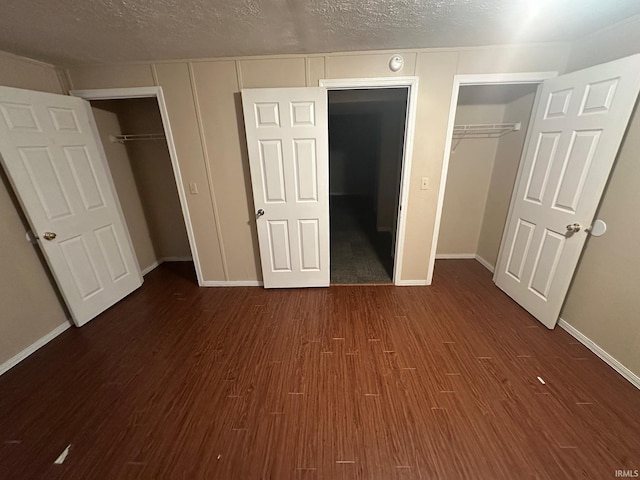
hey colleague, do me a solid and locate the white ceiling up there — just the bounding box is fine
[1,0,639,64]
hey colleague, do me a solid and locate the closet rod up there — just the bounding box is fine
[109,133,165,143]
[452,122,521,138]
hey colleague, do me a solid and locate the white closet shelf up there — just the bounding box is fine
[452,122,521,138]
[109,133,165,143]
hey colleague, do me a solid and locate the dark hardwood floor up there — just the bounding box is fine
[1,260,639,479]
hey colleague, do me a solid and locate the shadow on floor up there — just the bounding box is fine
[330,195,394,283]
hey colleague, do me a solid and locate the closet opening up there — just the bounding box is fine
[328,88,408,284]
[434,83,539,278]
[89,97,196,282]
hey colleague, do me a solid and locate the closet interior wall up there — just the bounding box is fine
[437,84,537,270]
[90,98,191,274]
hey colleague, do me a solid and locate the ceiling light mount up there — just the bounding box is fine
[388,55,404,72]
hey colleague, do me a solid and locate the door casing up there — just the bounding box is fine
[320,76,419,286]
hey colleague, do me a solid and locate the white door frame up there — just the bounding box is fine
[426,72,558,285]
[319,76,418,285]
[70,86,204,286]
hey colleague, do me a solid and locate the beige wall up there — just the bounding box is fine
[437,101,504,255]
[66,44,570,283]
[476,90,536,266]
[565,16,640,73]
[560,21,640,377]
[0,52,69,367]
[91,102,158,271]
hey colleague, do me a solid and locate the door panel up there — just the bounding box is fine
[267,220,292,272]
[259,140,286,202]
[0,86,142,326]
[495,54,640,328]
[293,139,318,201]
[242,87,329,288]
[298,219,320,271]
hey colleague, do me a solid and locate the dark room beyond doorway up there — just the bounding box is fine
[328,88,408,284]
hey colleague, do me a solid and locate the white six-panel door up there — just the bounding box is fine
[0,86,142,326]
[495,54,640,328]
[242,88,329,288]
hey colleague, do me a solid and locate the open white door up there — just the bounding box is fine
[495,54,640,328]
[0,86,142,326]
[242,87,329,288]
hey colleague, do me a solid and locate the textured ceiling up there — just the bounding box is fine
[1,0,639,64]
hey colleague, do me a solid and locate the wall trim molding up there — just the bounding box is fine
[200,280,264,287]
[435,253,476,259]
[141,260,161,276]
[557,318,640,391]
[395,280,429,286]
[160,256,193,262]
[141,257,194,276]
[0,322,72,377]
[475,254,495,273]
[434,253,495,273]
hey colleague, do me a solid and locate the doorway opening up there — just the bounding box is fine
[89,98,195,281]
[327,88,409,284]
[434,83,539,279]
[427,73,557,285]
[72,87,202,285]
[321,77,419,286]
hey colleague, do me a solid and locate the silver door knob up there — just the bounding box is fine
[256,209,265,217]
[566,223,581,233]
[42,232,57,241]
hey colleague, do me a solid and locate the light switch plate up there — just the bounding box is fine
[189,182,198,194]
[421,177,430,190]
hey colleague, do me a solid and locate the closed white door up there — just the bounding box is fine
[242,88,329,288]
[495,54,640,328]
[0,86,142,326]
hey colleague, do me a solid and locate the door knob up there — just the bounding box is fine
[256,209,265,217]
[42,232,57,241]
[566,223,581,233]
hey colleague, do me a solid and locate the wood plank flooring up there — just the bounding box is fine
[0,260,638,479]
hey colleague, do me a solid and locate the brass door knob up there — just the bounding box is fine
[42,232,57,241]
[566,223,581,233]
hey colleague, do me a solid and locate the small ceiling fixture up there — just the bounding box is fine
[388,55,404,72]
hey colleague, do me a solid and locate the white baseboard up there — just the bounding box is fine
[141,260,161,276]
[161,256,193,262]
[142,257,259,286]
[557,318,640,391]
[395,280,429,286]
[435,253,495,273]
[200,280,264,287]
[0,322,72,376]
[474,254,495,273]
[141,257,193,276]
[435,253,476,260]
